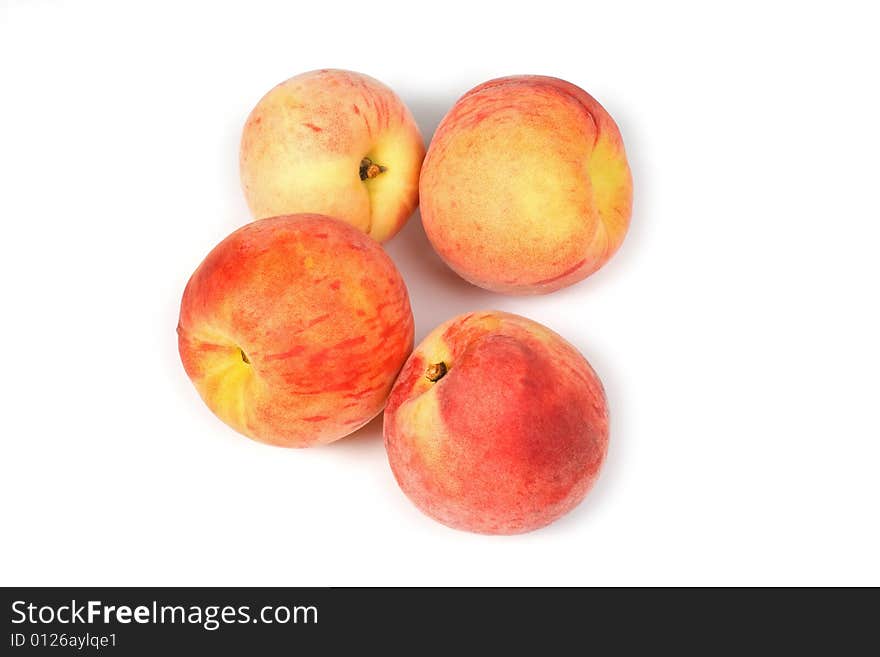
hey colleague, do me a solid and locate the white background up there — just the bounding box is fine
[1,0,878,586]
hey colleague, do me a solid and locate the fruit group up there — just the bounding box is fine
[240,69,425,243]
[178,214,414,447]
[383,311,609,534]
[419,75,633,294]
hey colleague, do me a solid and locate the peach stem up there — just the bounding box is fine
[425,362,447,382]
[359,157,386,181]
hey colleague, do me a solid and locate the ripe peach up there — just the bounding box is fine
[178,214,414,447]
[383,311,609,534]
[419,75,633,294]
[240,69,426,243]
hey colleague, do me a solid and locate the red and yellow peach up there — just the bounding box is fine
[419,75,633,294]
[383,311,609,534]
[240,69,425,243]
[178,214,414,447]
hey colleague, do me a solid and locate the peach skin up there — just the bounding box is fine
[240,69,426,243]
[178,214,414,447]
[419,75,633,294]
[383,311,609,534]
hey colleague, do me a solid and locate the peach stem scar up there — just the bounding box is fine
[359,157,386,181]
[425,361,447,382]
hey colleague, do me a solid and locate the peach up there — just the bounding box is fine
[240,69,425,243]
[419,75,633,294]
[178,214,414,447]
[383,311,609,534]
